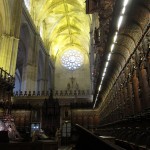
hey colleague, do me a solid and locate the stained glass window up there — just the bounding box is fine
[61,50,84,70]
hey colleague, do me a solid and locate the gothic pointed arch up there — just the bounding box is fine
[14,23,31,92]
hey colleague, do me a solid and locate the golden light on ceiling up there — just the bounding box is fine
[25,0,91,61]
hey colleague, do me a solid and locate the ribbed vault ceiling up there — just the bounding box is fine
[24,0,150,110]
[25,0,91,60]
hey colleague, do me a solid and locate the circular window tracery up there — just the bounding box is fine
[61,49,84,70]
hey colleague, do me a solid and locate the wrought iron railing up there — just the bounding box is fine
[0,67,15,86]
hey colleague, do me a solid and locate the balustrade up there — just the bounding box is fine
[13,89,91,97]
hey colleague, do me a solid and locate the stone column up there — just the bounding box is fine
[21,34,39,93]
[31,35,40,93]
[21,64,38,92]
[0,35,19,76]
[44,54,50,92]
[36,54,50,93]
[0,0,23,76]
[37,78,45,92]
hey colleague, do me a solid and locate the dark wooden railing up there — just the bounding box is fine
[72,124,125,150]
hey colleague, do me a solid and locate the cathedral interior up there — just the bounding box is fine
[0,0,150,149]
